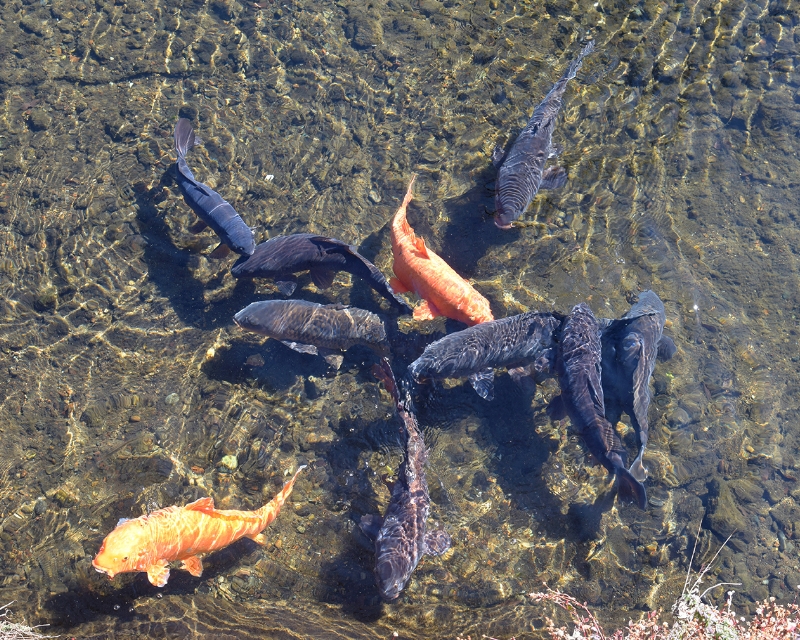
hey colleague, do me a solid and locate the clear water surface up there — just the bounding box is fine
[0,0,799,637]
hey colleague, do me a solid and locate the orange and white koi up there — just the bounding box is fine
[92,466,304,587]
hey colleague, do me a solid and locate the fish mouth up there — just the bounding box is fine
[494,220,513,230]
[92,561,114,579]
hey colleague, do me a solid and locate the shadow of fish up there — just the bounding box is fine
[361,359,451,601]
[600,290,676,483]
[230,233,412,315]
[549,303,647,509]
[233,299,387,369]
[493,40,594,229]
[407,311,564,400]
[173,118,255,257]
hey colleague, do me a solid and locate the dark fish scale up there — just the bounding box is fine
[173,118,255,256]
[495,41,594,229]
[365,360,451,601]
[231,234,412,315]
[233,299,386,353]
[408,311,563,399]
[556,303,647,509]
[601,290,674,482]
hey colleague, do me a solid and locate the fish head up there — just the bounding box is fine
[374,555,411,601]
[92,518,152,579]
[360,319,387,345]
[233,304,267,335]
[493,206,515,230]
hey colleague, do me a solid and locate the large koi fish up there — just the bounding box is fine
[92,466,304,587]
[390,175,494,326]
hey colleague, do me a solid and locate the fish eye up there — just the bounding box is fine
[123,556,128,561]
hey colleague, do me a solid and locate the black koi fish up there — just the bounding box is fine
[231,234,412,315]
[601,290,676,482]
[173,118,255,257]
[493,41,594,229]
[549,303,647,509]
[407,311,563,400]
[233,299,387,369]
[360,359,451,601]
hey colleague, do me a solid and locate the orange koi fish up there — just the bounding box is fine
[92,466,304,587]
[390,175,494,326]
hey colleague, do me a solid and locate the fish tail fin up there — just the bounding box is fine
[257,464,305,529]
[174,118,199,158]
[617,466,647,510]
[563,40,595,83]
[391,175,418,239]
[629,444,647,482]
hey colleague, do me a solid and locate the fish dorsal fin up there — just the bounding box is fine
[412,235,428,257]
[184,496,215,513]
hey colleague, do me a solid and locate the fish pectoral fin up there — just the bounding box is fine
[181,555,204,578]
[629,445,648,482]
[547,394,567,420]
[320,349,344,370]
[539,166,568,190]
[245,532,268,546]
[413,299,441,322]
[657,335,677,361]
[412,236,429,257]
[184,496,216,513]
[468,369,496,401]
[281,340,319,356]
[424,528,452,556]
[508,365,537,395]
[189,219,209,233]
[310,267,336,289]
[274,279,298,296]
[388,277,410,294]
[208,243,232,259]
[359,514,383,541]
[491,144,506,168]
[146,560,171,587]
[616,466,648,510]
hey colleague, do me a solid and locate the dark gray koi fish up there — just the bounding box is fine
[233,299,387,369]
[600,290,676,483]
[173,118,256,257]
[360,359,451,601]
[407,311,563,401]
[493,40,594,229]
[230,234,412,315]
[549,303,647,509]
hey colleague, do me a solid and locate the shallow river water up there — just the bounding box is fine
[1,0,799,637]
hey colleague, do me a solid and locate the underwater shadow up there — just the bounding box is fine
[44,539,257,630]
[436,166,517,277]
[132,177,210,329]
[316,528,385,623]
